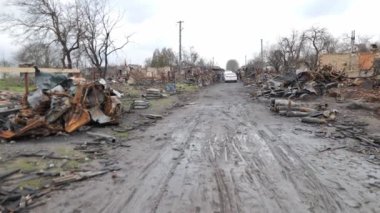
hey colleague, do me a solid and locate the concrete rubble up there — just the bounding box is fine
[143,88,165,100]
[132,100,150,109]
[0,69,123,140]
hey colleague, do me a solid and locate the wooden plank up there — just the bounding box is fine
[0,169,20,181]
[0,67,80,73]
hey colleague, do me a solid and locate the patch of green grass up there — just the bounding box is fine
[56,146,85,159]
[176,83,198,93]
[125,86,141,98]
[149,97,175,109]
[18,177,45,190]
[115,131,129,139]
[121,99,134,109]
[12,158,43,173]
[0,78,36,93]
[61,160,80,170]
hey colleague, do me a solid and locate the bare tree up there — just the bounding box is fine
[226,59,239,71]
[305,26,332,69]
[189,47,199,65]
[334,33,373,53]
[15,42,61,67]
[267,46,283,72]
[181,47,203,66]
[278,30,307,71]
[0,57,12,67]
[1,0,83,68]
[79,0,130,78]
[148,48,176,68]
[356,35,372,52]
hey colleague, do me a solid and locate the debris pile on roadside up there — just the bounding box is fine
[295,118,380,162]
[254,66,346,100]
[0,163,112,212]
[0,181,47,212]
[315,120,380,149]
[143,88,166,100]
[270,99,337,124]
[0,167,111,212]
[0,128,127,212]
[182,66,218,87]
[0,92,22,128]
[0,91,21,111]
[0,70,123,140]
[132,100,150,109]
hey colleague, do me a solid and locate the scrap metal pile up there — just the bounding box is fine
[0,70,122,140]
[255,65,346,100]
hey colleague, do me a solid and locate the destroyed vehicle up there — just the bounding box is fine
[223,70,238,83]
[0,71,122,140]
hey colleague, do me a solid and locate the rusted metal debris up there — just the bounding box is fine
[0,70,122,140]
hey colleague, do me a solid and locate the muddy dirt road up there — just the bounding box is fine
[36,83,379,213]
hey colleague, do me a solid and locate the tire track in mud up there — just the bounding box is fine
[257,129,343,213]
[32,83,377,213]
[207,131,292,212]
[236,98,344,212]
[215,101,342,212]
[146,88,345,213]
[199,104,288,213]
[98,113,202,213]
[150,114,203,213]
[208,134,242,213]
[229,100,346,212]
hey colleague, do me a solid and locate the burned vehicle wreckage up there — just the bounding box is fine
[0,68,122,140]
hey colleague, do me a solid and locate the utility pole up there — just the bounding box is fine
[260,39,264,70]
[349,30,355,72]
[350,30,355,53]
[177,20,183,82]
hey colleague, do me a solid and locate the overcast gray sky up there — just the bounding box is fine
[0,0,379,68]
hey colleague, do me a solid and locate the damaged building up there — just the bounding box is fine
[320,45,380,78]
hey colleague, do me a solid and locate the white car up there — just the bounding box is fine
[223,70,238,82]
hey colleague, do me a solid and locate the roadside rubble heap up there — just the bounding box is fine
[0,92,21,129]
[0,130,127,212]
[271,98,380,161]
[0,92,21,112]
[0,70,122,140]
[270,99,337,124]
[132,100,150,109]
[143,88,166,99]
[255,65,346,100]
[0,168,109,212]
